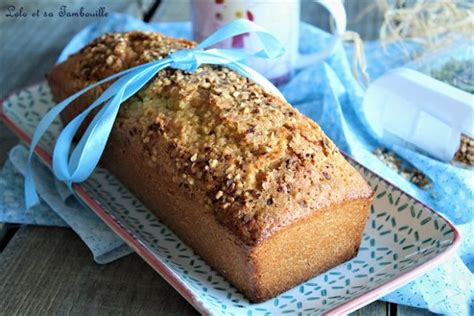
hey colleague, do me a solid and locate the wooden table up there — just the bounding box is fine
[0,1,432,315]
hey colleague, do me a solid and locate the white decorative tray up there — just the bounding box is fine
[1,82,460,315]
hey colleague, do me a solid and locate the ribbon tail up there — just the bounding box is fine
[199,48,249,64]
[194,50,285,100]
[25,61,163,208]
[25,81,111,207]
[58,59,170,184]
[197,19,284,59]
[25,164,40,208]
[52,62,162,181]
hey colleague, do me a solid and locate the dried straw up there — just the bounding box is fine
[345,0,473,85]
[378,0,474,51]
[330,10,370,85]
[343,31,370,86]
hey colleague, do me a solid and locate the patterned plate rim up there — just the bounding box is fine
[0,83,461,315]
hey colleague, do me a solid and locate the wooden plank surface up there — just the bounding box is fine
[397,305,434,316]
[0,226,199,315]
[0,0,147,96]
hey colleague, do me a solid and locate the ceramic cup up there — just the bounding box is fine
[191,0,346,84]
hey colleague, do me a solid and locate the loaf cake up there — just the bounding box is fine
[47,31,374,302]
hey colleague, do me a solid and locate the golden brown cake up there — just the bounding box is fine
[47,31,374,302]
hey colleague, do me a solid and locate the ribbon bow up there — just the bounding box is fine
[25,19,285,208]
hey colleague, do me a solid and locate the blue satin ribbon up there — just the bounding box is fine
[25,19,285,208]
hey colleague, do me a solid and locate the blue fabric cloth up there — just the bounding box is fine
[0,159,67,227]
[1,13,472,314]
[0,144,132,264]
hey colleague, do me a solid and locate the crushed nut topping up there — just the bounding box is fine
[322,171,331,180]
[454,134,474,166]
[373,148,431,189]
[209,159,219,168]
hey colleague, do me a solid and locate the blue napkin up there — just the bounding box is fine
[0,158,67,227]
[0,144,133,264]
[1,13,472,315]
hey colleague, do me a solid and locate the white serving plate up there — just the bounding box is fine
[1,82,460,315]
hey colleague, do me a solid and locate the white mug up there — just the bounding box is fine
[191,0,346,84]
